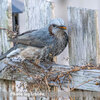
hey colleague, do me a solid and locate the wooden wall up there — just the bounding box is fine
[19,0,54,33]
[68,7,98,66]
[70,90,100,100]
[0,0,12,55]
[0,0,16,100]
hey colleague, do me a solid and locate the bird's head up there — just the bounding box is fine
[48,24,67,36]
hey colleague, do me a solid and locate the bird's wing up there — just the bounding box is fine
[18,29,37,36]
[11,28,54,48]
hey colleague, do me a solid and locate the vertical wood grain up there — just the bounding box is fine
[0,0,16,100]
[19,0,53,33]
[70,90,100,100]
[68,7,98,66]
[0,0,12,55]
[0,80,16,100]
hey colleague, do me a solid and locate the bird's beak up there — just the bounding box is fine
[58,25,67,30]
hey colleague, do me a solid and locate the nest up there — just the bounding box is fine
[2,58,100,92]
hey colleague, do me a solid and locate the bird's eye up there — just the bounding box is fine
[53,24,56,27]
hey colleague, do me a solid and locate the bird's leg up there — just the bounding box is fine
[27,59,51,72]
[40,59,55,71]
[29,60,47,71]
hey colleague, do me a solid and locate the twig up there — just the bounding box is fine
[0,27,15,34]
[70,78,99,91]
[0,27,17,38]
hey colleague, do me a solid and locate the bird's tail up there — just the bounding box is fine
[0,46,16,60]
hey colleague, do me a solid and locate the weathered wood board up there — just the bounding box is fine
[0,0,12,55]
[68,7,98,66]
[0,80,16,100]
[19,0,54,33]
[70,90,100,100]
[71,69,100,92]
[0,59,100,92]
[0,0,16,100]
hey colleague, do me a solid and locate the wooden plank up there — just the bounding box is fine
[0,59,70,83]
[0,0,16,100]
[70,90,100,100]
[0,0,12,54]
[67,7,98,66]
[19,0,54,33]
[0,80,16,100]
[0,59,100,92]
[70,69,100,92]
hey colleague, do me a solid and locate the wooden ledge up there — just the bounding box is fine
[0,58,100,92]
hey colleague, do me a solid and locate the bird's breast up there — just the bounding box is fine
[49,34,68,56]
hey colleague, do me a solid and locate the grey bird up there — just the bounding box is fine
[0,24,68,63]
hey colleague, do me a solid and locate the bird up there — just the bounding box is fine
[0,23,68,63]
